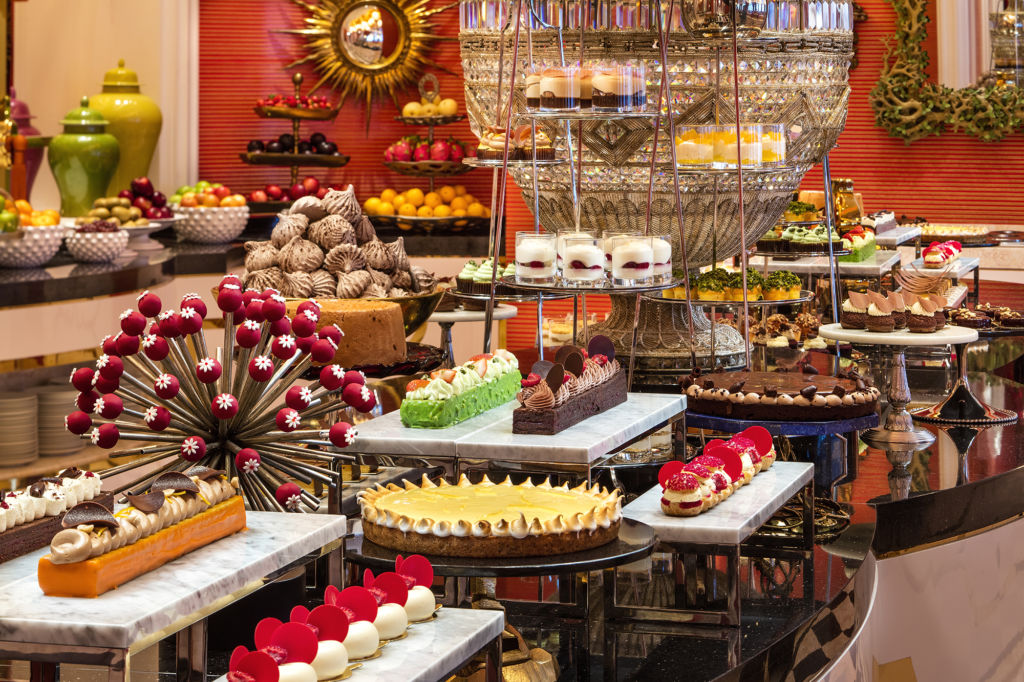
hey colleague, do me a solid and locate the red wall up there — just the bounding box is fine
[199,0,1024,350]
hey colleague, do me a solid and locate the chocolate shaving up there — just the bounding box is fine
[125,491,166,513]
[150,471,200,495]
[185,466,226,481]
[832,385,846,397]
[40,477,62,485]
[799,385,818,399]
[764,385,779,398]
[702,379,715,389]
[29,482,46,498]
[58,467,83,479]
[554,345,579,365]
[530,360,554,379]
[728,380,746,394]
[62,501,119,530]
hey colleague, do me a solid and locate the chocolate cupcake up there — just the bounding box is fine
[840,291,869,329]
[907,297,937,333]
[927,293,947,330]
[865,291,895,333]
[888,291,906,329]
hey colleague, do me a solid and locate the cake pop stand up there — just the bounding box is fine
[818,324,987,445]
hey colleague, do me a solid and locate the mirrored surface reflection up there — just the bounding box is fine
[340,4,400,66]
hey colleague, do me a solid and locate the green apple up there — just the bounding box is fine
[176,185,193,196]
[195,180,212,192]
[169,194,182,205]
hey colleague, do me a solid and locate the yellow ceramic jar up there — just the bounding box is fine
[90,59,163,195]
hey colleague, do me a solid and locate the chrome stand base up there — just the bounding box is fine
[863,349,936,448]
[911,342,1019,426]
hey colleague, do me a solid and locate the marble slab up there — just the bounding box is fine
[454,394,686,464]
[875,225,921,248]
[763,251,901,276]
[430,304,518,324]
[907,256,979,280]
[352,404,509,457]
[622,461,812,545]
[209,608,503,682]
[819,322,978,347]
[0,512,346,649]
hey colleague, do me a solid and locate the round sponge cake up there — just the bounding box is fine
[286,299,406,368]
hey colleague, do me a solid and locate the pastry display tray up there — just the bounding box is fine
[352,393,685,463]
[347,517,656,577]
[622,461,813,545]
[907,256,980,280]
[685,412,879,436]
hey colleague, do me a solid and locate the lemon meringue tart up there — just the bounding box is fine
[359,474,622,557]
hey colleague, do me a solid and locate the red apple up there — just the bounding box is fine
[249,189,269,203]
[301,176,320,195]
[288,183,307,199]
[151,191,167,208]
[131,177,155,198]
[315,187,328,199]
[132,196,153,212]
[118,189,134,200]
[145,207,163,219]
[265,184,284,200]
[212,186,232,200]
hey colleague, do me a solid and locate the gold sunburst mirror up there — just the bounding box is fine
[282,0,455,117]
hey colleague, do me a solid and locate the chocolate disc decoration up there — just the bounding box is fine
[58,467,83,479]
[554,346,579,365]
[561,350,585,378]
[150,471,201,495]
[124,491,166,513]
[185,465,227,481]
[530,360,554,379]
[544,362,566,394]
[28,481,46,498]
[587,334,615,361]
[62,501,119,530]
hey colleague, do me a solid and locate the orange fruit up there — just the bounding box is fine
[438,185,456,203]
[405,187,425,207]
[467,202,485,217]
[433,204,452,218]
[363,197,382,215]
[377,201,395,215]
[454,184,467,196]
[380,188,398,203]
[201,193,220,207]
[15,199,32,214]
[450,197,468,211]
[423,191,442,208]
[462,194,476,207]
[417,205,433,217]
[398,203,418,217]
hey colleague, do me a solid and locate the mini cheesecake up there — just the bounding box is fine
[515,237,556,282]
[539,67,580,110]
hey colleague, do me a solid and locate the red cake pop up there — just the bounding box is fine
[212,393,239,420]
[65,411,92,435]
[291,309,318,338]
[235,448,261,473]
[310,338,336,363]
[219,274,242,290]
[317,324,343,346]
[178,308,203,335]
[157,310,182,338]
[319,365,345,391]
[70,367,94,392]
[259,288,279,299]
[276,408,301,432]
[241,289,260,306]
[144,405,171,431]
[90,423,119,449]
[95,394,123,419]
[236,319,262,348]
[343,370,365,387]
[285,385,314,411]
[261,295,286,322]
[271,335,297,360]
[96,354,124,380]
[115,333,140,356]
[245,298,264,323]
[328,421,356,448]
[196,357,222,384]
[76,390,100,413]
[154,372,180,399]
[137,290,162,318]
[181,436,207,462]
[217,285,243,313]
[120,309,147,336]
[275,482,303,511]
[342,383,375,412]
[269,317,291,337]
[142,334,170,361]
[101,335,120,357]
[181,293,207,319]
[93,374,120,394]
[296,300,321,317]
[295,334,317,354]
[249,355,274,382]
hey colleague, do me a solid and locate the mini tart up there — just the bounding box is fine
[359,474,621,558]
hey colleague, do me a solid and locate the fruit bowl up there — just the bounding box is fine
[173,205,249,244]
[383,161,472,177]
[369,214,491,235]
[65,229,129,263]
[394,114,465,126]
[0,225,64,269]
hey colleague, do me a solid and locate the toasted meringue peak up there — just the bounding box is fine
[457,474,472,487]
[414,518,433,534]
[479,474,494,486]
[434,520,451,537]
[588,483,602,496]
[567,513,583,532]
[420,474,437,487]
[529,518,544,535]
[520,478,535,488]
[437,477,451,487]
[498,475,514,487]
[383,510,397,527]
[403,479,418,490]
[571,481,589,493]
[473,520,491,537]
[364,505,378,522]
[538,477,552,489]
[546,515,566,534]
[510,514,530,539]
[493,519,510,536]
[397,515,414,532]
[557,482,570,491]
[385,482,402,492]
[582,509,596,529]
[453,520,472,537]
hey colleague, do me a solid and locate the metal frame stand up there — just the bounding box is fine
[911,341,1019,425]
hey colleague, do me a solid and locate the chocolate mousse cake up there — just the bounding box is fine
[592,67,646,110]
[999,310,1024,328]
[539,67,580,110]
[513,336,627,435]
[681,368,879,421]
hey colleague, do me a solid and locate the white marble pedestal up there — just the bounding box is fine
[609,462,814,627]
[0,512,347,682]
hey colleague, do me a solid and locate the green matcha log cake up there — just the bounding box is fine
[400,349,521,428]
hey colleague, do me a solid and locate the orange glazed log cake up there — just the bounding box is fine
[38,467,245,598]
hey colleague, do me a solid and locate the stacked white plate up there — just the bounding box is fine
[30,385,85,457]
[0,392,39,466]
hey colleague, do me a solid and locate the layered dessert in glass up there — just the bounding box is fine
[539,66,581,111]
[561,235,606,286]
[516,232,557,283]
[610,236,654,285]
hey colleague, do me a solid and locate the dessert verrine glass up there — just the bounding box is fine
[592,61,646,112]
[580,67,594,109]
[515,232,557,283]
[602,230,640,272]
[652,235,673,283]
[524,69,542,109]
[561,235,606,287]
[711,124,763,168]
[675,125,714,167]
[611,236,654,285]
[556,228,594,270]
[539,66,581,111]
[761,123,786,166]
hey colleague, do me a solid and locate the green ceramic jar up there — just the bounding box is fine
[90,59,163,195]
[47,97,121,217]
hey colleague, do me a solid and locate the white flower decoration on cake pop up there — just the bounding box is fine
[158,309,177,321]
[302,309,319,322]
[215,394,235,410]
[254,356,273,371]
[277,336,296,349]
[343,426,358,445]
[285,492,301,509]
[222,283,240,291]
[242,456,260,472]
[243,319,260,331]
[92,398,104,414]
[137,290,150,301]
[272,294,286,303]
[155,373,174,389]
[299,387,314,405]
[181,306,196,318]
[119,309,134,321]
[198,358,217,372]
[142,334,158,348]
[96,354,110,369]
[144,407,159,423]
[89,428,101,445]
[181,438,201,457]
[184,292,201,300]
[285,411,301,430]
[329,365,345,379]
